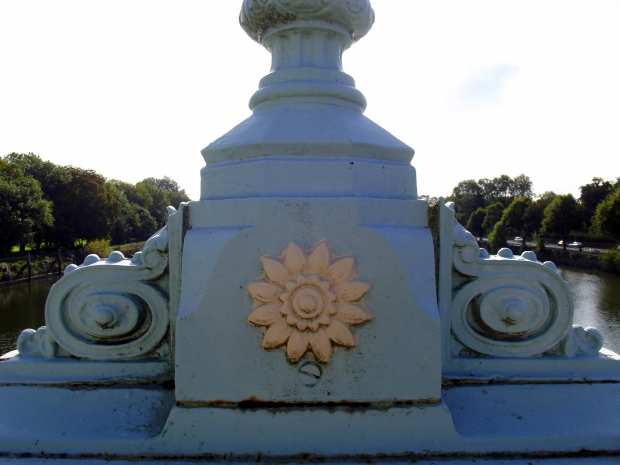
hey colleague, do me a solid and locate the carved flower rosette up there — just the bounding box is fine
[247,239,372,363]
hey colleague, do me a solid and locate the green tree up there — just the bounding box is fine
[482,202,505,231]
[133,204,159,240]
[510,174,534,199]
[5,153,71,247]
[167,190,191,210]
[107,183,157,244]
[493,175,513,200]
[466,207,486,240]
[447,179,485,224]
[501,197,532,236]
[477,178,496,200]
[142,176,181,192]
[592,187,620,242]
[137,182,170,229]
[57,167,120,247]
[0,158,53,253]
[522,192,556,237]
[8,153,121,247]
[541,194,585,250]
[142,176,191,209]
[109,180,153,211]
[488,220,508,252]
[580,177,614,226]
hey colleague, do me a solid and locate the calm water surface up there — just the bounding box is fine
[0,277,59,355]
[558,266,620,354]
[0,268,619,355]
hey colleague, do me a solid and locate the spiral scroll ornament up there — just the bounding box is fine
[452,272,573,357]
[17,210,175,360]
[43,279,168,360]
[448,204,602,358]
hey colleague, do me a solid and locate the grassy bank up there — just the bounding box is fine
[0,241,146,283]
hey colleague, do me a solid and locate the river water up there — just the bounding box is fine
[0,267,619,356]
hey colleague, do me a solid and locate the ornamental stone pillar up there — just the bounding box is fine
[174,0,441,405]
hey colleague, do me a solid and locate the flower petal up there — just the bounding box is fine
[280,300,292,315]
[286,331,309,362]
[248,280,281,303]
[309,329,332,363]
[306,240,330,274]
[325,319,357,347]
[286,313,303,329]
[284,241,307,275]
[334,302,373,325]
[262,257,290,287]
[327,256,355,284]
[248,303,282,326]
[262,319,292,349]
[333,280,371,302]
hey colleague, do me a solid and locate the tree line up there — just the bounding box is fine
[0,153,191,254]
[430,174,620,251]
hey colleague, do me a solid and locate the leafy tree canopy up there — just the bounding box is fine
[488,220,508,251]
[511,174,534,199]
[482,202,505,231]
[142,176,183,193]
[501,197,532,234]
[448,174,534,226]
[580,177,615,225]
[466,207,486,239]
[2,153,192,251]
[541,194,585,248]
[109,180,153,211]
[0,157,53,252]
[522,193,555,236]
[593,187,620,242]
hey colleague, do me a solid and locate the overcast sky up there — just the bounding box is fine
[1,1,619,201]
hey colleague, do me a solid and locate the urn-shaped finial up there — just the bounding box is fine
[240,0,375,45]
[238,0,374,113]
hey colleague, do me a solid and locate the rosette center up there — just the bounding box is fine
[292,287,325,319]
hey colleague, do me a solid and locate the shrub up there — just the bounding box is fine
[600,248,620,273]
[85,239,111,258]
[533,231,545,254]
[488,220,508,253]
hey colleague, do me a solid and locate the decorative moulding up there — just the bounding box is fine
[240,0,375,44]
[247,238,372,363]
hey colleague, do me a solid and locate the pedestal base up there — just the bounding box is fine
[0,383,618,460]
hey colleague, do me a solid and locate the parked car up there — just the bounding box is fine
[514,237,524,243]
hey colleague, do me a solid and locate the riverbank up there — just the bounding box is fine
[487,243,620,274]
[0,273,61,289]
[537,249,619,273]
[0,241,146,286]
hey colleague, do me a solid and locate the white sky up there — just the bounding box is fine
[1,1,619,201]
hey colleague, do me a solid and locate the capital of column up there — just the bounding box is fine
[240,0,374,45]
